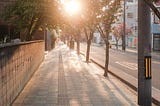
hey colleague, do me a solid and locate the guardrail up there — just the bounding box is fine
[0,40,44,106]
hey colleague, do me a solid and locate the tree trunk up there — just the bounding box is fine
[86,39,91,63]
[77,40,80,55]
[25,17,35,41]
[104,41,109,77]
[122,34,126,51]
[26,33,32,41]
[116,39,118,50]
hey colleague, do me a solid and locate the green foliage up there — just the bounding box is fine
[112,23,132,38]
[97,0,121,42]
[150,0,159,2]
[2,0,60,41]
[81,0,101,31]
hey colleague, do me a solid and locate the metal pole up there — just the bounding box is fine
[138,0,152,106]
[122,0,126,51]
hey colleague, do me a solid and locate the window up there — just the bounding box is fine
[127,13,133,18]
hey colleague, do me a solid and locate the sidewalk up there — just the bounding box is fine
[12,45,138,106]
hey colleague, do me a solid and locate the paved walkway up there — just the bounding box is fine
[12,45,138,106]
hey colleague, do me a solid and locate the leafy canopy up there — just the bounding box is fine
[2,0,60,41]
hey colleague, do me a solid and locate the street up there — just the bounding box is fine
[80,43,160,91]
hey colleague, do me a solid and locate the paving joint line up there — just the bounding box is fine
[58,50,69,105]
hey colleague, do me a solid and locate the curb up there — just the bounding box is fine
[90,59,160,106]
[90,59,137,91]
[80,51,160,106]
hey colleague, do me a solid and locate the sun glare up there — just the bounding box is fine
[64,0,81,16]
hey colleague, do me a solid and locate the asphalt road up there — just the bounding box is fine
[80,43,160,91]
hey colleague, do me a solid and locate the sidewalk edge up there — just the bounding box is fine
[80,52,160,106]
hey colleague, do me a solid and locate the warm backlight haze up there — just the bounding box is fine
[63,0,81,16]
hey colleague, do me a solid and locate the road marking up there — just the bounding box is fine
[115,61,138,70]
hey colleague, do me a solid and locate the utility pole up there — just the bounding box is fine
[138,0,152,106]
[122,0,126,51]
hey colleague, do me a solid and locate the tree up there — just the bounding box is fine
[144,0,160,20]
[97,0,121,77]
[57,1,83,52]
[2,0,60,41]
[71,25,82,55]
[60,0,101,61]
[112,26,121,50]
[112,23,132,50]
[98,0,160,77]
[80,0,101,63]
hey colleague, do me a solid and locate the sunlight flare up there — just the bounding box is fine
[64,0,81,16]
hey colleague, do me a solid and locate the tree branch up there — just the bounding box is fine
[144,0,160,19]
[97,25,105,39]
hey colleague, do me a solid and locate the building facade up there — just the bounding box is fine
[110,0,138,48]
[124,0,160,51]
[151,6,160,51]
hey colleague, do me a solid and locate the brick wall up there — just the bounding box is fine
[0,40,44,106]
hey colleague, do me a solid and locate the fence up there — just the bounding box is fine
[0,40,44,106]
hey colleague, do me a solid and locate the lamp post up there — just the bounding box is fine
[122,0,126,51]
